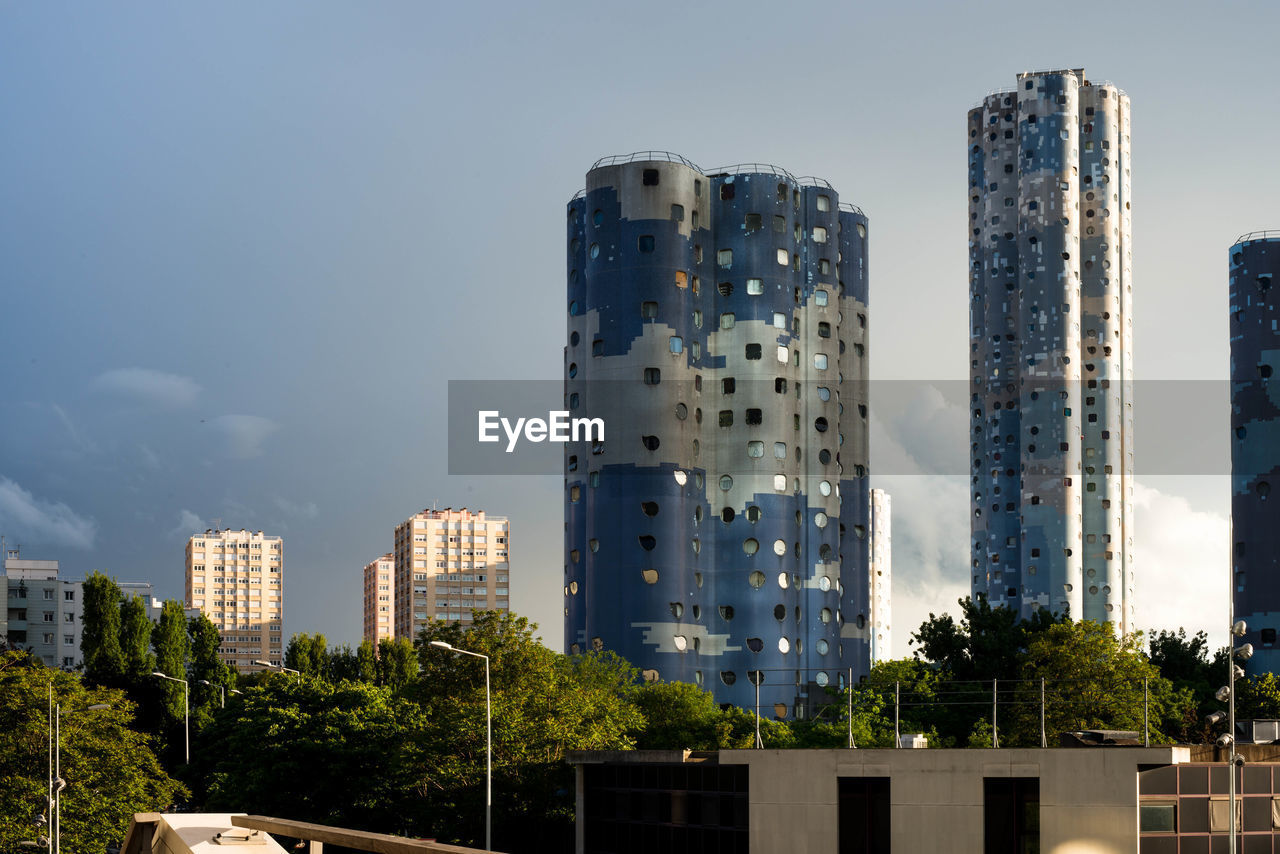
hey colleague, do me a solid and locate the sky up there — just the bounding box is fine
[2,0,1276,655]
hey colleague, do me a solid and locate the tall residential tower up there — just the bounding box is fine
[392,508,510,639]
[1230,233,1280,675]
[565,153,872,716]
[968,69,1134,628]
[184,528,283,670]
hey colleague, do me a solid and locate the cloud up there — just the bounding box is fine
[170,509,209,538]
[206,415,280,458]
[93,368,201,407]
[1131,479,1230,647]
[0,477,97,549]
[274,497,319,519]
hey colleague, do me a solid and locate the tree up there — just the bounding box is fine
[189,614,234,728]
[80,572,124,685]
[376,637,417,689]
[1007,621,1182,746]
[0,652,186,854]
[196,678,428,831]
[152,601,191,726]
[284,633,329,678]
[912,595,1061,683]
[631,680,744,749]
[356,639,378,683]
[119,594,155,681]
[411,612,641,852]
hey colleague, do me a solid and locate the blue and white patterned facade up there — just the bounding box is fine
[564,153,872,716]
[1230,233,1280,676]
[968,69,1134,629]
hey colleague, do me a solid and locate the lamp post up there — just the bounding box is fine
[254,660,301,681]
[1210,525,1254,854]
[51,701,109,854]
[198,680,233,708]
[431,640,491,852]
[152,672,189,763]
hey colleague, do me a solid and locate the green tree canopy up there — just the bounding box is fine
[152,601,191,728]
[119,594,155,682]
[0,652,186,854]
[80,572,124,685]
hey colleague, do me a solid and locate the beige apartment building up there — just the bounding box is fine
[184,528,283,671]
[361,553,394,645]
[393,508,509,639]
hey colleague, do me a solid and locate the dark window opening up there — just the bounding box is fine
[720,183,735,200]
[984,777,1039,854]
[745,409,762,425]
[638,234,655,253]
[642,169,659,186]
[839,777,890,854]
[745,343,762,360]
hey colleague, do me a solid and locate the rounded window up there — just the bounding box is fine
[773,539,787,556]
[815,671,829,687]
[592,209,603,226]
[673,635,687,651]
[774,604,786,620]
[638,535,656,551]
[720,671,736,686]
[641,501,659,517]
[589,243,600,259]
[570,331,580,346]
[743,538,759,555]
[641,569,658,584]
[720,475,733,491]
[746,637,763,653]
[722,507,735,523]
[777,572,789,589]
[816,639,829,655]
[749,570,766,589]
[778,637,790,654]
[818,576,831,592]
[814,417,829,432]
[819,480,832,496]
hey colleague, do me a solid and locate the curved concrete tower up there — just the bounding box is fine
[564,152,872,716]
[968,69,1134,629]
[1230,233,1280,675]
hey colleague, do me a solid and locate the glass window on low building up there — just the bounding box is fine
[984,777,1039,854]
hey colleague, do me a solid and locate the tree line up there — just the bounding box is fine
[4,585,1277,854]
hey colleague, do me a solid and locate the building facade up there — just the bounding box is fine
[868,488,891,665]
[362,553,395,645]
[570,746,1273,854]
[968,69,1134,629]
[1230,233,1280,676]
[3,551,81,669]
[392,508,510,639]
[564,153,872,716]
[184,529,283,671]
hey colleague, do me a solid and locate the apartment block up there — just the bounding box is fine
[361,553,395,645]
[392,508,510,639]
[184,528,283,671]
[3,551,81,669]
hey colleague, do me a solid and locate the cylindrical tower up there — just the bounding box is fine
[565,153,872,716]
[1230,233,1280,675]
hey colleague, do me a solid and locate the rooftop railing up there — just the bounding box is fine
[1235,230,1280,245]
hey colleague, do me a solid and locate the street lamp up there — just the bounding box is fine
[152,672,189,763]
[431,640,491,852]
[48,699,109,854]
[1211,536,1254,853]
[198,680,229,708]
[254,660,301,680]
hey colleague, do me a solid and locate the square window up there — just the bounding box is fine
[815,290,829,306]
[671,204,684,222]
[813,226,828,243]
[745,213,761,232]
[719,410,733,427]
[592,339,603,356]
[720,313,735,329]
[814,354,828,370]
[722,378,735,394]
[818,322,831,338]
[773,312,786,329]
[642,169,659,186]
[747,278,763,295]
[718,248,733,267]
[777,249,789,266]
[720,183,735,200]
[669,337,683,354]
[773,215,785,233]
[745,408,762,425]
[641,301,658,319]
[775,378,787,394]
[745,343,761,360]
[816,195,830,212]
[638,235,655,252]
[776,346,788,363]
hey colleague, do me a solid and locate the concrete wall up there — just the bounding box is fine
[719,747,1188,854]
